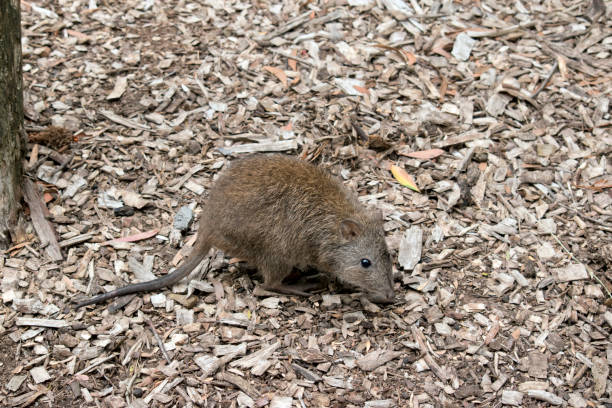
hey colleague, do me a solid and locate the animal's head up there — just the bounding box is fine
[329,213,395,304]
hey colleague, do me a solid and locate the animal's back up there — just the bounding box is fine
[201,155,362,266]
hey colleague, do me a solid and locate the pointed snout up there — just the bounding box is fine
[367,287,395,304]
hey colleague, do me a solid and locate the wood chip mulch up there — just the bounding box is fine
[2,0,611,406]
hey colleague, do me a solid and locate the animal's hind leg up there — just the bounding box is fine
[258,261,313,297]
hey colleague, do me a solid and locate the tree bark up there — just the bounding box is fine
[0,0,25,248]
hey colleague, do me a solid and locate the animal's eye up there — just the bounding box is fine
[360,258,372,268]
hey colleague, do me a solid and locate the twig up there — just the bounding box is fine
[576,313,609,337]
[51,153,74,175]
[24,244,40,257]
[467,21,536,38]
[168,164,205,192]
[397,12,449,19]
[28,153,51,172]
[83,259,95,297]
[146,318,172,364]
[350,120,369,143]
[270,49,315,67]
[256,9,346,45]
[125,362,141,404]
[531,60,558,99]
[255,10,312,44]
[99,109,152,132]
[76,354,118,375]
[568,363,588,387]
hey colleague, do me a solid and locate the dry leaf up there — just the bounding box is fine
[353,85,370,95]
[374,44,415,65]
[65,29,91,43]
[400,148,444,160]
[431,37,453,60]
[402,50,417,65]
[390,165,420,192]
[290,72,301,86]
[104,228,160,245]
[263,66,288,88]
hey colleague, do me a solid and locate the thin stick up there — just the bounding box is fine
[270,49,315,67]
[531,60,559,99]
[146,318,172,364]
[468,21,536,38]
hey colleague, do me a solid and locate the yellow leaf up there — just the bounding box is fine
[390,165,420,192]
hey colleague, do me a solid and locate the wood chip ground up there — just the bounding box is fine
[2,0,611,406]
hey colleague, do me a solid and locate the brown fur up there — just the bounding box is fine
[75,155,395,309]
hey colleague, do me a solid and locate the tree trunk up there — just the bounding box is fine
[0,0,25,248]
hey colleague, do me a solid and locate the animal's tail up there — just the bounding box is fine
[74,242,211,309]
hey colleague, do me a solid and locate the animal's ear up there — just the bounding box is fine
[340,219,363,240]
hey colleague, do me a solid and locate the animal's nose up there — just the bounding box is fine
[368,289,395,304]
